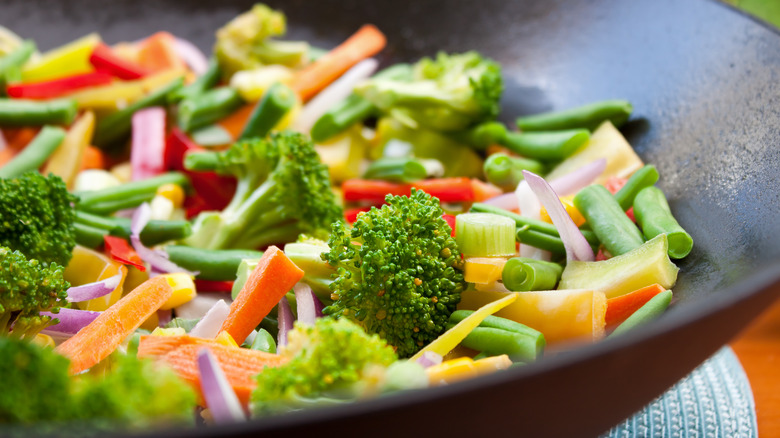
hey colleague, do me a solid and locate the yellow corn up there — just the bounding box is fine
[151,327,186,336]
[540,195,586,227]
[159,273,196,310]
[427,355,512,386]
[155,183,185,208]
[32,334,55,348]
[215,331,239,348]
[463,257,508,284]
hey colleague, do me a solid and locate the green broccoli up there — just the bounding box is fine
[355,51,503,132]
[250,318,427,416]
[0,246,69,339]
[323,189,466,357]
[0,172,77,266]
[183,131,343,250]
[214,3,309,79]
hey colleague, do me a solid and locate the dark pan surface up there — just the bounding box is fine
[3,0,780,436]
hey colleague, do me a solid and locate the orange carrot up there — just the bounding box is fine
[291,25,386,101]
[137,334,214,359]
[471,178,503,202]
[218,246,304,344]
[605,283,666,329]
[217,104,254,140]
[80,145,108,170]
[161,343,288,405]
[55,276,175,374]
[0,148,16,167]
[136,32,185,73]
[5,127,40,150]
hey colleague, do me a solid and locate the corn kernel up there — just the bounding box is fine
[156,183,185,208]
[160,273,196,310]
[215,331,239,348]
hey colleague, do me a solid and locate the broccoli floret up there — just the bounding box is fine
[322,189,466,357]
[355,51,503,132]
[0,246,69,339]
[214,3,309,79]
[0,172,77,266]
[183,131,343,250]
[250,318,426,416]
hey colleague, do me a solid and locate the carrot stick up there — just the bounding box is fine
[136,32,185,73]
[137,334,214,359]
[218,246,304,345]
[55,275,176,374]
[217,104,254,140]
[0,149,16,167]
[80,145,108,170]
[471,178,503,202]
[161,343,288,405]
[291,25,386,101]
[605,283,666,329]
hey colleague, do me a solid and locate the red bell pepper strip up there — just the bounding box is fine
[341,179,411,203]
[605,283,666,329]
[470,178,503,202]
[344,206,373,223]
[104,235,146,271]
[412,177,475,203]
[89,43,148,80]
[194,279,235,293]
[604,176,636,222]
[6,71,113,99]
[442,214,456,237]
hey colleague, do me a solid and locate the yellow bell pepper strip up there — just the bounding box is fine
[42,111,94,189]
[540,196,586,227]
[159,273,197,310]
[64,245,128,312]
[21,33,101,82]
[427,355,512,386]
[64,68,185,110]
[463,257,507,285]
[410,293,517,362]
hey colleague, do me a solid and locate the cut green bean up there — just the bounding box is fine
[76,172,189,213]
[632,186,693,259]
[250,328,277,354]
[501,129,590,162]
[75,210,192,245]
[449,311,538,335]
[610,289,673,337]
[363,157,427,183]
[163,245,263,281]
[74,222,108,249]
[168,58,221,103]
[448,311,545,362]
[0,98,77,127]
[239,82,296,140]
[614,165,659,210]
[178,86,244,133]
[0,125,65,178]
[191,124,233,147]
[483,153,546,191]
[516,226,566,257]
[93,77,183,149]
[0,40,36,95]
[447,121,507,151]
[502,257,563,291]
[516,100,633,132]
[574,184,645,256]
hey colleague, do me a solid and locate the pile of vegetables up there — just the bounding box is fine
[0,2,692,433]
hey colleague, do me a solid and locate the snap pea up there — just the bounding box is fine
[178,86,244,133]
[501,129,590,162]
[502,257,563,291]
[163,245,263,281]
[633,186,693,259]
[470,203,600,246]
[447,121,507,151]
[0,98,77,127]
[610,289,673,337]
[250,328,277,354]
[516,99,633,132]
[483,153,546,191]
[0,40,36,95]
[573,184,645,256]
[0,125,65,178]
[239,82,296,140]
[74,222,109,249]
[168,58,221,103]
[613,165,659,211]
[363,157,427,183]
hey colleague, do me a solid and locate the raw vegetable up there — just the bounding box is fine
[6,71,112,99]
[89,42,148,80]
[463,257,507,285]
[632,186,693,259]
[610,289,673,337]
[0,125,65,178]
[76,172,189,215]
[0,98,77,126]
[613,164,659,210]
[178,87,245,133]
[455,213,516,258]
[164,245,263,281]
[363,156,428,183]
[501,129,590,162]
[197,348,247,423]
[605,283,666,329]
[502,257,563,291]
[21,33,100,82]
[42,111,94,188]
[574,184,645,257]
[446,311,545,362]
[516,99,633,132]
[239,81,297,140]
[0,40,35,92]
[483,152,546,191]
[169,57,220,102]
[250,328,277,353]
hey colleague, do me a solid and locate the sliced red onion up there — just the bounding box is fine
[66,272,122,302]
[415,351,443,368]
[131,107,167,181]
[174,38,209,75]
[294,58,379,133]
[549,158,607,197]
[157,309,173,327]
[482,192,519,211]
[175,293,232,320]
[277,296,294,348]
[523,170,594,262]
[190,300,231,339]
[40,308,100,338]
[197,348,247,423]
[131,204,199,275]
[292,283,323,326]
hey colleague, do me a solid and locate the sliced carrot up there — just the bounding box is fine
[80,145,108,170]
[0,149,16,167]
[216,104,255,140]
[161,343,288,405]
[137,334,213,359]
[471,178,503,202]
[136,32,184,73]
[605,283,666,329]
[218,246,304,345]
[55,275,175,374]
[291,25,386,102]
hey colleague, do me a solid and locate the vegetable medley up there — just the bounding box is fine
[0,3,692,432]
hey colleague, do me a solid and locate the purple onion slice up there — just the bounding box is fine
[197,348,247,423]
[277,296,294,348]
[66,272,122,302]
[292,283,323,326]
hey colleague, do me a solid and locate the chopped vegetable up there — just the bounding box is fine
[501,129,590,162]
[502,257,563,291]
[42,111,94,189]
[516,99,633,132]
[447,311,545,362]
[363,156,428,183]
[89,42,148,80]
[483,152,546,191]
[455,213,516,258]
[0,125,65,178]
[239,81,297,140]
[178,87,245,133]
[605,283,666,329]
[0,98,77,126]
[633,186,693,259]
[610,289,673,337]
[613,164,659,210]
[6,71,112,99]
[21,33,100,82]
[164,245,263,281]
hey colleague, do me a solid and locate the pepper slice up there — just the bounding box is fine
[6,72,113,99]
[89,42,148,80]
[104,235,146,271]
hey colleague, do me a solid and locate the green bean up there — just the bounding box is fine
[0,40,36,95]
[614,165,659,210]
[573,184,645,256]
[0,126,65,178]
[501,129,589,162]
[516,100,633,132]
[444,325,544,363]
[363,157,427,183]
[502,257,563,291]
[239,82,296,140]
[178,86,244,133]
[516,226,566,257]
[447,121,507,151]
[610,289,673,337]
[163,245,263,281]
[0,98,77,127]
[632,186,693,259]
[73,222,108,249]
[483,153,546,191]
[76,172,189,212]
[75,211,192,246]
[250,328,277,354]
[449,311,540,335]
[93,77,183,149]
[470,203,600,246]
[168,58,220,103]
[165,318,200,332]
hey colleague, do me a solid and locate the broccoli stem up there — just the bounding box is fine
[483,153,546,191]
[178,86,244,133]
[168,58,221,103]
[0,125,65,178]
[501,130,590,162]
[239,82,296,140]
[501,257,563,291]
[163,245,263,281]
[76,172,189,215]
[516,99,633,132]
[362,157,427,183]
[614,164,659,211]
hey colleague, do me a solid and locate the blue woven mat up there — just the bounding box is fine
[603,347,758,437]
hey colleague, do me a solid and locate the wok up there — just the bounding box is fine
[3,0,780,436]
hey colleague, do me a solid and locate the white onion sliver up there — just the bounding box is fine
[277,296,294,348]
[294,58,379,133]
[66,272,123,302]
[175,293,231,320]
[174,38,209,75]
[40,308,101,336]
[130,107,167,182]
[130,204,199,275]
[292,283,323,326]
[523,171,594,262]
[190,300,231,339]
[482,192,519,211]
[519,244,552,261]
[549,158,607,196]
[514,180,540,219]
[197,348,247,424]
[416,351,443,368]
